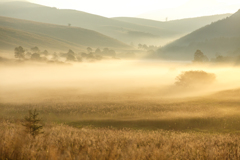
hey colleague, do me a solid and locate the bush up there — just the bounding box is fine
[175,70,216,87]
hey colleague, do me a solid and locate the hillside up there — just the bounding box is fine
[0,1,183,45]
[113,14,231,36]
[0,16,130,52]
[0,26,84,52]
[154,9,240,60]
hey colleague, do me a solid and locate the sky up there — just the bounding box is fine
[4,0,240,20]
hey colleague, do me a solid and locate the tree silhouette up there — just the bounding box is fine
[31,53,41,61]
[66,49,76,61]
[193,50,209,62]
[22,109,43,139]
[87,47,92,53]
[14,46,25,60]
[175,70,216,87]
[31,46,40,53]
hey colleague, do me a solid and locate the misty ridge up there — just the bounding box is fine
[2,1,240,159]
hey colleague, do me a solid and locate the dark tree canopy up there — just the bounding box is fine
[14,46,25,60]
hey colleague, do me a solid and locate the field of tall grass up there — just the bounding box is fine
[1,61,240,159]
[1,120,240,160]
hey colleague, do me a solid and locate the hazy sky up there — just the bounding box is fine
[24,0,240,20]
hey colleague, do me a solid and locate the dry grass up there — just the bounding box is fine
[1,91,240,132]
[1,121,240,160]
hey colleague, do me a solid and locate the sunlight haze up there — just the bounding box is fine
[25,0,240,20]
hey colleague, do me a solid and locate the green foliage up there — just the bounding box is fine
[175,70,216,87]
[22,109,43,138]
[14,46,25,60]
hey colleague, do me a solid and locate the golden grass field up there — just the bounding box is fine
[1,61,240,159]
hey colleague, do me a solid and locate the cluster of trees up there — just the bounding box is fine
[15,46,49,61]
[193,49,240,64]
[14,46,117,63]
[138,44,159,51]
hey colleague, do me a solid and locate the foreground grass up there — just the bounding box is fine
[1,121,240,160]
[1,90,240,132]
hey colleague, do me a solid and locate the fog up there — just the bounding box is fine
[1,60,240,103]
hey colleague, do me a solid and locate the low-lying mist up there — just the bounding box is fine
[1,60,240,103]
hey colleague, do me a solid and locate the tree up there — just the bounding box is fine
[175,70,216,87]
[193,50,209,62]
[22,109,43,139]
[42,50,49,56]
[31,53,41,61]
[66,49,75,61]
[31,46,40,53]
[87,47,92,53]
[14,46,25,60]
[95,48,101,54]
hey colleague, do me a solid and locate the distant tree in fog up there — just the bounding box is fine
[193,50,209,62]
[42,50,49,56]
[175,70,216,87]
[31,53,41,61]
[87,47,92,53]
[67,49,75,55]
[14,46,25,60]
[66,49,76,61]
[26,51,32,58]
[95,48,101,54]
[31,46,40,53]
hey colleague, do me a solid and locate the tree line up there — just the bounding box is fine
[14,46,117,63]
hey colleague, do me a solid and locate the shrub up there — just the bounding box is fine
[175,70,216,87]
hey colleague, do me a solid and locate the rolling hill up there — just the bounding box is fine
[113,14,231,36]
[0,16,130,52]
[0,26,84,52]
[154,9,240,60]
[0,1,192,45]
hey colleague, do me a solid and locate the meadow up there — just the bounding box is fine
[1,60,240,159]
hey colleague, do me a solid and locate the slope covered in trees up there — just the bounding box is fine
[154,9,240,60]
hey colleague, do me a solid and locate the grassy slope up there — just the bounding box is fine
[0,26,84,52]
[0,1,179,44]
[0,16,129,51]
[113,14,231,35]
[155,10,240,60]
